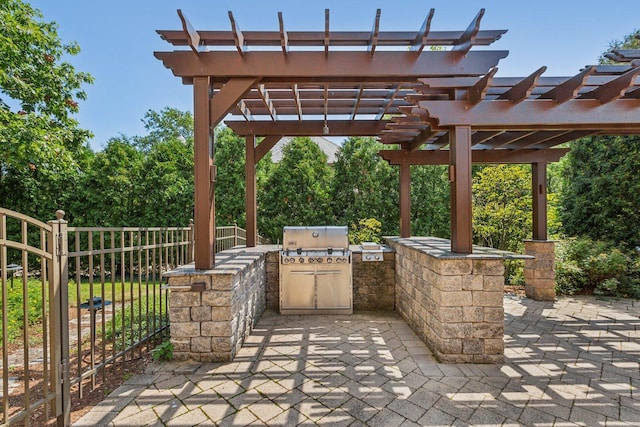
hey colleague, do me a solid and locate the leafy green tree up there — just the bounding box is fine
[411,165,450,238]
[472,165,532,252]
[134,109,194,227]
[214,127,274,228]
[259,137,333,242]
[71,136,143,226]
[331,137,399,235]
[561,135,640,245]
[560,30,640,247]
[0,0,93,220]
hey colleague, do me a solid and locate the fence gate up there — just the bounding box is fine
[1,208,70,426]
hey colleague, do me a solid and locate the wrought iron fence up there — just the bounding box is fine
[1,209,262,426]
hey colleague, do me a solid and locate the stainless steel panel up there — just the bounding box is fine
[282,226,349,250]
[316,266,352,310]
[280,268,315,310]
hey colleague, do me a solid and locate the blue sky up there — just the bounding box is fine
[27,0,640,151]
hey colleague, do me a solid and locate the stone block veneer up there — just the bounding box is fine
[386,237,505,363]
[265,246,396,311]
[164,245,279,362]
[524,240,556,301]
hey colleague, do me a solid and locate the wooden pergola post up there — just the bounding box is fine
[450,125,473,253]
[193,76,216,269]
[399,161,411,238]
[532,162,548,240]
[245,134,257,247]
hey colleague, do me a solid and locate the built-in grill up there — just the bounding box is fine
[279,226,352,315]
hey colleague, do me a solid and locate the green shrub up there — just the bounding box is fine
[349,218,382,244]
[555,237,639,298]
[152,339,174,361]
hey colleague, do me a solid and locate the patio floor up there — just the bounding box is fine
[75,295,640,426]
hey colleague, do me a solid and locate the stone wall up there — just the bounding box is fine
[524,240,556,301]
[164,246,278,362]
[265,247,396,312]
[387,237,505,364]
[351,248,395,311]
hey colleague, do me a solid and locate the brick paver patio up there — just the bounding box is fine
[75,295,640,426]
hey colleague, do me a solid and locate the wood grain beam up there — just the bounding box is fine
[468,67,498,105]
[278,12,288,57]
[580,66,640,104]
[538,66,595,104]
[378,148,570,165]
[368,9,381,55]
[225,119,388,136]
[497,66,546,104]
[451,9,484,57]
[410,9,435,54]
[154,50,509,81]
[210,78,259,127]
[419,99,640,129]
[177,9,200,54]
[228,11,245,56]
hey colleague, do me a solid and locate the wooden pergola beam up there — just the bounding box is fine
[225,119,389,136]
[497,66,546,104]
[368,9,381,55]
[410,8,435,54]
[451,9,484,57]
[378,148,570,165]
[177,9,200,54]
[419,99,640,129]
[154,50,509,81]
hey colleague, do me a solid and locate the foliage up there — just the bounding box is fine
[70,136,144,226]
[135,109,194,227]
[348,218,382,244]
[331,138,399,235]
[0,278,44,346]
[259,137,334,242]
[214,127,274,228]
[411,165,450,238]
[472,165,532,252]
[555,237,640,298]
[0,0,93,221]
[598,29,640,64]
[152,339,174,361]
[560,135,640,246]
[104,293,168,351]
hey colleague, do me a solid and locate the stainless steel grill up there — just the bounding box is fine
[279,226,352,314]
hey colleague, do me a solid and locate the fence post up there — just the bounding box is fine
[234,223,238,247]
[48,210,70,427]
[189,219,195,264]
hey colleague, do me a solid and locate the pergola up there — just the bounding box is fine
[155,9,640,270]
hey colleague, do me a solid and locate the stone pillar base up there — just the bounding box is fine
[524,240,556,301]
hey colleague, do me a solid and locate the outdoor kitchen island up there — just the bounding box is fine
[163,237,528,363]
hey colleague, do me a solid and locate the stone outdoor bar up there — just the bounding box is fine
[164,238,529,364]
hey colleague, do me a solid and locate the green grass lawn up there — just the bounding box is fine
[2,277,167,347]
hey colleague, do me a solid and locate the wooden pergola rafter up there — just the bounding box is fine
[155,8,640,269]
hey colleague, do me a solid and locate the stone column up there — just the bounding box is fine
[524,240,556,301]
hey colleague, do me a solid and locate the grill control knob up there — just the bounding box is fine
[309,258,315,263]
[317,257,323,263]
[298,258,304,263]
[326,258,333,263]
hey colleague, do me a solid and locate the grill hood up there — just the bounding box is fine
[282,226,349,251]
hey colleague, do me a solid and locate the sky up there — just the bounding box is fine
[26,0,640,151]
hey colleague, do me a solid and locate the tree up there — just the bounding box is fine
[0,0,93,220]
[134,109,194,227]
[330,137,399,235]
[214,127,274,228]
[561,135,640,245]
[71,136,143,226]
[472,165,532,252]
[259,137,333,242]
[410,165,450,238]
[560,30,640,247]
